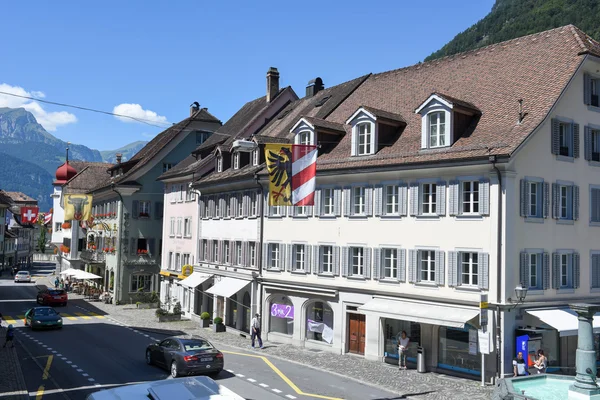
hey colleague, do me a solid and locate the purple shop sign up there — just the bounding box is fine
[271,303,294,319]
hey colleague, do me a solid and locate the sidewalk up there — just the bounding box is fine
[43,277,493,400]
[0,329,29,400]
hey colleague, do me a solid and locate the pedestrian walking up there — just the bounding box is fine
[54,276,59,288]
[250,313,263,349]
[3,324,14,348]
[397,331,410,370]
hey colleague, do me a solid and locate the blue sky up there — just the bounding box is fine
[0,0,494,151]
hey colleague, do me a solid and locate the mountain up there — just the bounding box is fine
[0,152,53,211]
[100,140,147,163]
[425,0,600,61]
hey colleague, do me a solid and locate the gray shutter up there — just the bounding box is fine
[292,205,299,217]
[399,183,408,217]
[585,126,593,161]
[478,252,489,290]
[543,252,550,290]
[147,202,152,218]
[436,182,446,216]
[241,241,247,266]
[520,252,528,287]
[363,247,372,279]
[574,185,580,221]
[448,251,458,287]
[155,202,163,219]
[408,250,417,283]
[409,183,419,216]
[398,249,406,282]
[305,245,312,274]
[552,183,559,219]
[551,119,560,155]
[132,200,139,219]
[333,246,340,276]
[520,179,528,217]
[374,186,383,216]
[552,253,560,289]
[207,240,213,260]
[592,255,600,289]
[341,247,348,277]
[573,253,580,289]
[312,245,318,274]
[343,188,351,216]
[574,123,580,158]
[435,251,445,285]
[593,189,600,222]
[285,244,292,272]
[543,182,550,218]
[373,248,381,280]
[199,199,206,218]
[584,73,592,105]
[480,179,490,216]
[365,187,373,216]
[334,189,342,217]
[229,240,235,264]
[315,189,322,217]
[148,238,156,257]
[242,193,249,217]
[263,243,269,270]
[131,238,137,255]
[448,180,459,216]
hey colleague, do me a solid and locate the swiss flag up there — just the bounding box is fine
[21,207,39,224]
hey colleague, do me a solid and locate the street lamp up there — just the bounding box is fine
[511,284,528,309]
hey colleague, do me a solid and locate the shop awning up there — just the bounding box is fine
[358,298,479,328]
[205,277,249,298]
[525,309,600,337]
[179,272,211,289]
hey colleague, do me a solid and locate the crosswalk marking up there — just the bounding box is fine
[75,313,92,320]
[60,313,78,321]
[4,316,16,324]
[88,312,105,319]
[1,311,106,324]
[17,315,25,320]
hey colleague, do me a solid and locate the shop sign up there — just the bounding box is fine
[271,303,294,319]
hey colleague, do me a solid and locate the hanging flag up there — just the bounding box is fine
[265,144,317,206]
[64,194,93,221]
[20,207,39,224]
[44,212,52,225]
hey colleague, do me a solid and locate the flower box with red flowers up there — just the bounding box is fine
[137,249,149,255]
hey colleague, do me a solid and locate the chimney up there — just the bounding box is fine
[266,67,280,103]
[116,153,122,164]
[306,77,324,97]
[190,101,200,116]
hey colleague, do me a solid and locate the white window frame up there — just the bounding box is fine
[355,122,374,156]
[175,253,181,272]
[293,244,306,271]
[350,246,364,277]
[235,241,242,265]
[296,206,309,217]
[384,185,399,215]
[252,149,259,166]
[250,192,258,217]
[418,250,436,283]
[592,185,600,225]
[526,252,543,290]
[321,245,333,274]
[169,217,175,237]
[322,188,334,216]
[268,243,280,270]
[558,122,573,158]
[233,152,240,170]
[217,156,223,172]
[237,193,244,217]
[421,183,437,215]
[139,201,151,218]
[249,242,257,267]
[271,205,284,217]
[223,242,230,264]
[461,180,480,214]
[213,241,219,263]
[296,130,313,146]
[168,251,173,270]
[427,111,446,148]
[382,248,398,279]
[176,218,182,237]
[591,128,600,162]
[459,252,479,287]
[560,253,571,288]
[352,187,366,215]
[202,240,208,261]
[183,217,192,237]
[528,181,543,218]
[558,184,573,220]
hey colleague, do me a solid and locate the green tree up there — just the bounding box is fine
[37,228,47,253]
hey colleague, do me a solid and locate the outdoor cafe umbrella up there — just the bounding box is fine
[59,268,79,276]
[71,270,102,280]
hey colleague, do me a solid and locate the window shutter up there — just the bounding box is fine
[365,187,374,216]
[364,247,372,279]
[399,183,408,216]
[292,205,299,217]
[479,252,489,290]
[147,202,152,218]
[408,250,417,283]
[448,180,459,216]
[374,186,383,216]
[584,73,592,105]
[241,241,247,266]
[574,123,580,158]
[520,252,528,287]
[398,249,406,282]
[333,246,340,276]
[593,189,600,222]
[409,183,419,216]
[585,126,593,161]
[148,238,156,257]
[199,199,206,218]
[132,200,139,219]
[435,251,445,285]
[155,202,163,219]
[448,251,458,287]
[343,188,351,216]
[551,119,560,155]
[262,243,268,270]
[480,179,490,216]
[543,182,550,219]
[230,240,235,264]
[312,245,318,274]
[520,180,528,217]
[436,182,446,216]
[552,253,560,289]
[131,238,137,255]
[592,254,600,289]
[207,240,213,260]
[285,244,292,272]
[315,189,322,217]
[305,245,312,274]
[351,129,357,156]
[573,252,581,289]
[574,185,580,221]
[540,252,549,290]
[341,247,349,277]
[334,189,342,217]
[552,183,559,219]
[373,248,381,280]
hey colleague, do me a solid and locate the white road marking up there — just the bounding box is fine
[56,354,62,357]
[77,369,83,372]
[88,378,95,382]
[61,357,67,360]
[144,334,149,337]
[247,378,256,383]
[71,365,78,368]
[259,383,269,388]
[285,395,297,399]
[236,374,245,378]
[47,347,52,351]
[272,389,282,393]
[42,345,47,348]
[226,369,234,373]
[66,361,72,364]
[82,373,89,377]
[52,351,57,354]
[94,384,101,387]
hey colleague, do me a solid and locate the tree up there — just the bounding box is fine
[37,228,47,253]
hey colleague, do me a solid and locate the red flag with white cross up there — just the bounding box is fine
[21,207,39,224]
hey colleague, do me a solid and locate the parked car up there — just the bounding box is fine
[146,336,224,378]
[24,307,63,330]
[14,271,31,283]
[85,376,243,400]
[37,288,68,306]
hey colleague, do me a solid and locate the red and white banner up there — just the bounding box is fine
[44,212,52,225]
[21,207,39,224]
[291,145,317,206]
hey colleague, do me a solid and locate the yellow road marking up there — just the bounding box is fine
[74,313,92,320]
[17,315,26,319]
[60,313,78,321]
[36,355,53,399]
[35,385,44,400]
[3,316,16,324]
[222,350,343,400]
[88,312,105,319]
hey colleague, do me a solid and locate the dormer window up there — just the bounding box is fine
[233,152,240,170]
[428,111,446,148]
[356,122,373,155]
[252,149,259,166]
[297,130,313,146]
[217,156,223,172]
[346,106,405,157]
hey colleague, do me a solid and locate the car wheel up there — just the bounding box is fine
[146,350,153,365]
[171,362,178,378]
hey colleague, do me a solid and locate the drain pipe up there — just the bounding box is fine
[490,155,503,381]
[111,184,125,305]
[254,173,264,318]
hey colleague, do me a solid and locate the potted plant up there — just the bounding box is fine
[200,312,211,328]
[213,316,226,333]
[156,301,182,322]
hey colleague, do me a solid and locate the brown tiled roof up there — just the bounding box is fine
[317,25,595,171]
[301,116,345,134]
[427,93,480,113]
[64,163,114,194]
[193,132,231,154]
[195,163,264,187]
[0,191,14,206]
[252,135,291,144]
[354,106,407,125]
[2,191,36,203]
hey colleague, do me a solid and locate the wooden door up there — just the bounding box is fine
[348,313,366,355]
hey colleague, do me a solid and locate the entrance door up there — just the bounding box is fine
[348,313,366,355]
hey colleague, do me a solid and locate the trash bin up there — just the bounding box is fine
[417,346,426,373]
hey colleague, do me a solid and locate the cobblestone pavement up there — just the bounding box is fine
[46,277,493,400]
[0,337,29,400]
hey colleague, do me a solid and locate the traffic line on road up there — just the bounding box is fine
[74,312,93,320]
[60,313,79,321]
[35,354,53,399]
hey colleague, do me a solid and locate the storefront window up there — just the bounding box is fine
[306,301,334,344]
[269,295,294,335]
[383,319,421,363]
[438,325,481,375]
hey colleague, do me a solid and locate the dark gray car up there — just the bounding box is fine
[146,336,224,378]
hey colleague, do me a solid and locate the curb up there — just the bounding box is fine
[10,340,31,400]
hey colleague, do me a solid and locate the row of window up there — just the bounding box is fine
[166,252,193,272]
[216,149,260,173]
[519,250,584,290]
[92,201,118,217]
[201,239,258,269]
[131,200,163,220]
[169,217,193,238]
[168,184,196,203]
[550,118,600,163]
[200,192,260,219]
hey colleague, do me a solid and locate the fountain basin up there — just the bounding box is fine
[495,375,574,400]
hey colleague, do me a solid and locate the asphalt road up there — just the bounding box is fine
[0,264,399,400]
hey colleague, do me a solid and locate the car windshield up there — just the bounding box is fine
[34,308,56,316]
[17,271,29,275]
[182,340,213,351]
[49,290,65,295]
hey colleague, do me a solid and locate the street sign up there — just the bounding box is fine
[480,294,488,328]
[478,330,492,354]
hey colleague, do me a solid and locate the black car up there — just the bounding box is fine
[145,336,224,378]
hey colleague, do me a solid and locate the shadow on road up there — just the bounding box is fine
[372,391,436,400]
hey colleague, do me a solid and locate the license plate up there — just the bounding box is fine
[200,357,212,362]
[53,296,61,299]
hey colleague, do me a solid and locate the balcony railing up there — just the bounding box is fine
[80,250,106,263]
[124,253,157,266]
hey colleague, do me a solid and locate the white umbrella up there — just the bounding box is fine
[72,270,102,280]
[60,268,79,276]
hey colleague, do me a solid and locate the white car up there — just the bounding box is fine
[14,271,31,283]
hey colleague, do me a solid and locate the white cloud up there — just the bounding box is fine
[112,103,168,125]
[0,83,77,132]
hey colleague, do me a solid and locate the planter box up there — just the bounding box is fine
[200,319,210,328]
[136,302,159,309]
[213,323,226,333]
[158,314,182,323]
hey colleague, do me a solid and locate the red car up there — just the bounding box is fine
[37,288,68,306]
